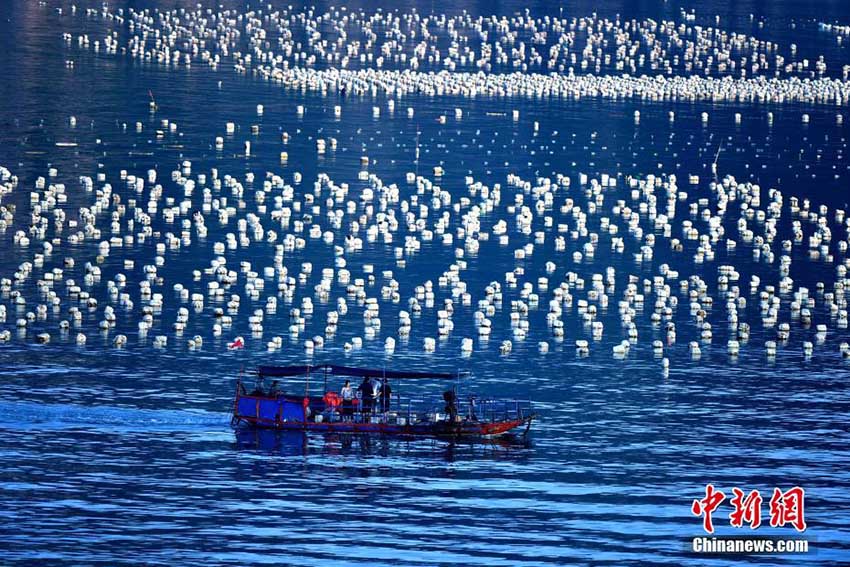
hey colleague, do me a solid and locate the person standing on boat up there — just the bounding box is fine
[380,378,392,413]
[340,380,354,421]
[443,389,459,422]
[372,379,381,407]
[359,376,375,420]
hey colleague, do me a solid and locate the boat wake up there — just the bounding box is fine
[0,400,229,432]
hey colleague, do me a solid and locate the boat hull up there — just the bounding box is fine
[231,413,533,439]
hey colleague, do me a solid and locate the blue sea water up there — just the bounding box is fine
[1,0,850,564]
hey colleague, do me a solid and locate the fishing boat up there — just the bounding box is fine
[231,364,535,438]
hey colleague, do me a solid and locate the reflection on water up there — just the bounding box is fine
[234,428,534,460]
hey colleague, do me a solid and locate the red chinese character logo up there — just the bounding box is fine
[729,487,763,529]
[769,487,807,532]
[692,484,726,534]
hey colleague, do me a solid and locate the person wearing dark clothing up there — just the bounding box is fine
[250,378,266,397]
[443,389,458,422]
[359,376,375,420]
[380,379,392,412]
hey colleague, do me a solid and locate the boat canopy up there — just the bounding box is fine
[257,364,464,380]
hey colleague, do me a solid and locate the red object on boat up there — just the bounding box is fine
[323,391,342,408]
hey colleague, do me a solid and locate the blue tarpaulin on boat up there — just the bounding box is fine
[257,364,463,380]
[237,397,304,422]
[258,399,279,422]
[281,399,305,422]
[237,397,257,418]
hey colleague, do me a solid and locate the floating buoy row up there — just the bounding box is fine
[65,4,850,106]
[70,4,849,82]
[3,154,850,366]
[0,156,846,360]
[4,27,850,371]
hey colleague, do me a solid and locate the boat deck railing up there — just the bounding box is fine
[461,398,534,423]
[317,393,532,425]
